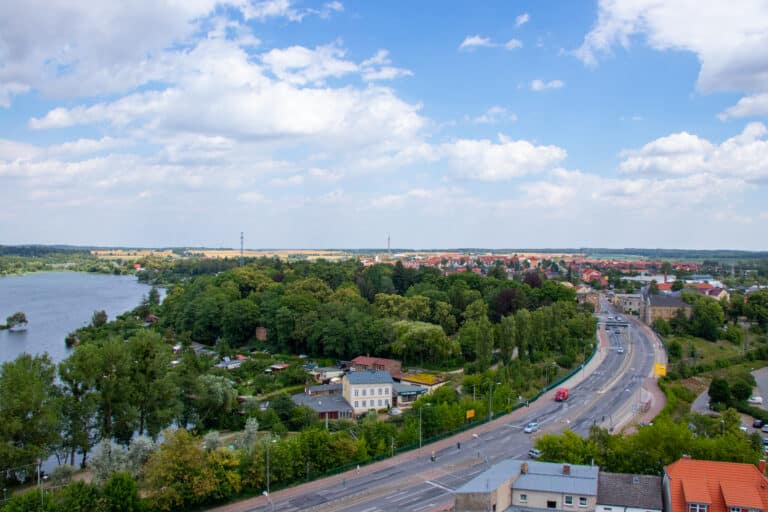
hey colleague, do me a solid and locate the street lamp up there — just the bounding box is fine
[488,382,501,421]
[262,491,275,511]
[544,362,557,387]
[264,434,277,495]
[419,403,432,450]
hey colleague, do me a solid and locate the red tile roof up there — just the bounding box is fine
[666,458,768,512]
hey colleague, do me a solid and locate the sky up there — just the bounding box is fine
[1,1,768,250]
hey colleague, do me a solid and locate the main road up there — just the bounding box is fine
[213,297,661,512]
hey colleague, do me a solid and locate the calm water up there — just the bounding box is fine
[0,272,156,365]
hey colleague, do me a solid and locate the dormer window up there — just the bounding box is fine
[689,504,709,512]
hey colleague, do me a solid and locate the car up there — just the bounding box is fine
[528,448,541,459]
[748,396,764,405]
[762,436,768,445]
[617,347,625,354]
[761,423,768,433]
[523,422,539,433]
[754,419,764,429]
[387,407,403,416]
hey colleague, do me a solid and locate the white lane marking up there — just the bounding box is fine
[425,480,454,493]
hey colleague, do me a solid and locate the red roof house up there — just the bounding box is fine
[665,456,768,512]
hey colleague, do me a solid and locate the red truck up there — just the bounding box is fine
[554,388,569,401]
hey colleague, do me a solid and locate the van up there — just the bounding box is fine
[528,448,541,459]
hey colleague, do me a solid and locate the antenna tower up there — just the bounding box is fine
[240,232,244,267]
[387,233,391,258]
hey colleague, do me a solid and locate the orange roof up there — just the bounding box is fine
[657,282,673,291]
[666,458,768,512]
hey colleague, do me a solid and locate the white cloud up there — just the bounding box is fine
[271,174,305,186]
[440,134,567,181]
[308,167,343,182]
[360,50,413,81]
[720,93,768,120]
[574,0,768,94]
[504,39,523,50]
[619,122,768,182]
[238,191,269,203]
[459,35,495,50]
[530,79,564,91]
[469,106,517,124]
[262,42,358,85]
[515,13,530,28]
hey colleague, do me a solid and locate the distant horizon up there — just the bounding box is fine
[3,243,768,256]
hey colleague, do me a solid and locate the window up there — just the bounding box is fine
[547,501,557,509]
[354,401,358,407]
[565,496,573,506]
[690,505,709,512]
[362,400,366,407]
[362,389,367,396]
[378,399,382,406]
[579,497,587,507]
[354,389,359,397]
[385,399,390,407]
[519,494,527,503]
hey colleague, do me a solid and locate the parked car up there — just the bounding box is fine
[528,448,541,459]
[760,423,768,433]
[388,407,403,416]
[748,396,764,405]
[523,422,539,433]
[617,347,625,354]
[754,419,764,429]
[762,436,768,445]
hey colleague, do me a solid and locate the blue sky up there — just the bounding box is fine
[2,0,768,249]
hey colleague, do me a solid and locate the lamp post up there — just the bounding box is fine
[419,403,431,450]
[264,434,276,495]
[544,362,557,388]
[488,382,501,421]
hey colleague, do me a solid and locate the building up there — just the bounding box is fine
[613,294,643,315]
[393,381,427,407]
[663,456,768,512]
[644,294,693,325]
[705,288,730,302]
[454,459,599,512]
[576,286,601,312]
[351,356,403,377]
[396,373,448,394]
[596,472,663,512]
[342,370,393,415]
[290,391,354,420]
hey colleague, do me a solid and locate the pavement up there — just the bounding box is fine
[210,301,661,512]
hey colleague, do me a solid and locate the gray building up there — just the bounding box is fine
[596,472,663,512]
[454,459,599,512]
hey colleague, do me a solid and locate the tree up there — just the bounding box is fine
[53,481,100,512]
[0,353,61,481]
[58,347,100,467]
[90,339,136,442]
[5,311,27,330]
[709,377,731,406]
[101,472,141,512]
[143,429,217,511]
[91,310,108,328]
[194,374,238,429]
[692,297,725,341]
[671,280,684,292]
[648,280,659,295]
[731,381,752,403]
[221,299,260,346]
[148,286,161,306]
[126,331,179,438]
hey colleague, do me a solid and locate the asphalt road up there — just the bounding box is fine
[234,302,659,512]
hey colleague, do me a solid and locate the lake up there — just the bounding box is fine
[0,272,157,365]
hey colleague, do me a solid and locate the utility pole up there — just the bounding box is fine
[240,232,244,267]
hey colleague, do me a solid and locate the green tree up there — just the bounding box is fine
[90,339,136,442]
[127,331,179,438]
[5,311,27,330]
[91,310,108,328]
[709,377,731,406]
[0,353,61,480]
[58,347,100,467]
[692,297,725,341]
[101,472,141,512]
[731,381,752,403]
[221,299,260,346]
[194,374,238,429]
[52,481,100,512]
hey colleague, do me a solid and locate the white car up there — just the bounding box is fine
[748,396,764,405]
[528,448,542,459]
[523,422,539,433]
[617,347,625,354]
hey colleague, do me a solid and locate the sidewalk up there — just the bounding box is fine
[210,327,611,512]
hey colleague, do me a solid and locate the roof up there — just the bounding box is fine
[597,472,663,509]
[398,373,445,386]
[347,370,393,385]
[665,458,768,512]
[393,382,427,396]
[351,356,401,368]
[290,393,354,414]
[649,294,691,308]
[307,383,342,394]
[455,459,598,496]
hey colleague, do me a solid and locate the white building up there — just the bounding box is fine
[342,370,392,415]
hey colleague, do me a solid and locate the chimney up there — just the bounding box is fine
[521,463,528,474]
[563,464,571,475]
[760,460,766,475]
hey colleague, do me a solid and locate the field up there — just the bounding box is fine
[91,249,178,260]
[186,249,351,260]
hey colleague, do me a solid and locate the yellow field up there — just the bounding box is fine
[91,249,178,260]
[186,249,351,261]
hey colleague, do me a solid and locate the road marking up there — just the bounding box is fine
[425,480,454,493]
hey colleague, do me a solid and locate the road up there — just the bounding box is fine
[213,298,660,512]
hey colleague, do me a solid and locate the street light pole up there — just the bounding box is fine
[488,382,501,421]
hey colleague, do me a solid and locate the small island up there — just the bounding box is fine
[1,311,28,331]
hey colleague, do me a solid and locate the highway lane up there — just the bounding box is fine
[238,301,660,512]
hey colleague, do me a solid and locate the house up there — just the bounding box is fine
[309,366,346,383]
[396,373,448,394]
[454,459,599,512]
[576,286,601,312]
[663,456,768,512]
[596,472,663,512]
[613,294,643,315]
[392,381,427,407]
[351,356,403,377]
[644,294,693,325]
[290,392,354,420]
[342,370,393,415]
[305,383,343,396]
[706,288,730,302]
